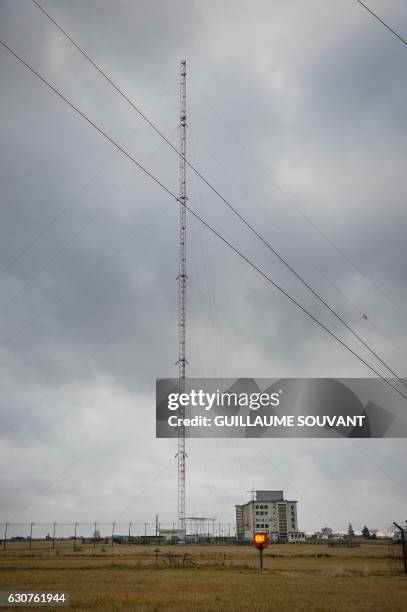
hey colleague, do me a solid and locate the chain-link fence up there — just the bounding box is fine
[0,521,237,551]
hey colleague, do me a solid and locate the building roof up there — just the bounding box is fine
[256,490,284,502]
[236,490,298,507]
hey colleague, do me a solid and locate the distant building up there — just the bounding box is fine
[235,490,305,543]
[159,528,178,542]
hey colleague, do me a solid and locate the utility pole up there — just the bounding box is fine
[176,59,187,544]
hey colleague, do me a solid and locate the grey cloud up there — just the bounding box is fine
[0,0,406,531]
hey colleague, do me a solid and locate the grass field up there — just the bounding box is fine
[0,542,405,610]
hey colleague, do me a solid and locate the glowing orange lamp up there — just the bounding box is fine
[253,532,269,550]
[253,532,269,574]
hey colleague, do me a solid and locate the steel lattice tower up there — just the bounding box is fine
[177,59,187,542]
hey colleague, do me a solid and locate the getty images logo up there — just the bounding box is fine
[167,389,282,411]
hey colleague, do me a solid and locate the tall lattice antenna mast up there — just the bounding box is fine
[177,59,187,542]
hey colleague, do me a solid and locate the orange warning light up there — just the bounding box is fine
[253,532,269,549]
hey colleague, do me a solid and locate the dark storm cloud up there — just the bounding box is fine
[0,0,406,531]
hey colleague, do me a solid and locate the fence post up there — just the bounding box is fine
[3,523,8,551]
[393,522,407,574]
[128,522,131,547]
[111,522,115,548]
[74,522,77,551]
[94,522,97,549]
[29,522,33,550]
[52,522,56,550]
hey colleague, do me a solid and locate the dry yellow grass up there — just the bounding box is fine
[0,543,405,610]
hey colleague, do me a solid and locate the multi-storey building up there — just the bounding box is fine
[235,490,305,543]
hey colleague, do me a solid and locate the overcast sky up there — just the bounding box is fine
[0,0,406,535]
